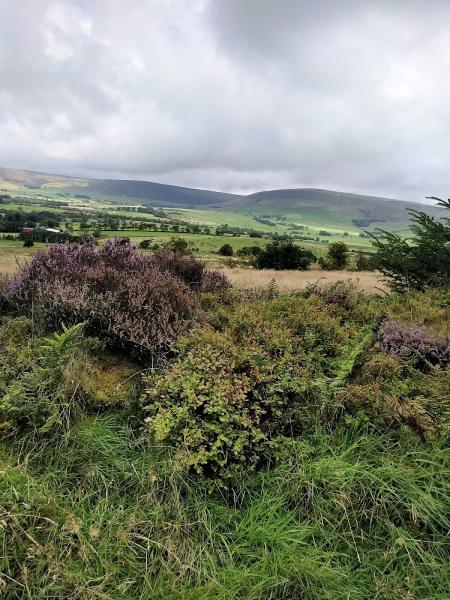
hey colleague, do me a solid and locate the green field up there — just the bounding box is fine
[3,166,442,240]
[1,189,376,270]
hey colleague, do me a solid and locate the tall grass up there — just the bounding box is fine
[1,416,449,599]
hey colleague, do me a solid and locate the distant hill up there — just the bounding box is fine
[239,188,439,228]
[0,167,237,207]
[0,166,445,229]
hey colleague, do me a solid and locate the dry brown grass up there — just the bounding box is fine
[223,268,387,293]
[0,245,41,274]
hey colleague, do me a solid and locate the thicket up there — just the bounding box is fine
[255,239,316,270]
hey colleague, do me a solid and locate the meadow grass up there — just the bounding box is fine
[1,418,448,599]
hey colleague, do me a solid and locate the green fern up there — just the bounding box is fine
[332,327,375,388]
[1,323,87,436]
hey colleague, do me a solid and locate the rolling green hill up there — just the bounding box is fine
[0,166,445,231]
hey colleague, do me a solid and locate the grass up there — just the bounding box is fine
[222,267,386,292]
[0,241,42,274]
[1,418,448,599]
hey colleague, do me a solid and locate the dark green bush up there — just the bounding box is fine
[255,239,315,270]
[218,243,234,256]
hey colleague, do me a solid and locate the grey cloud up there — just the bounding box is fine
[0,0,450,200]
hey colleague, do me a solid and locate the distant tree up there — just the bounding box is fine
[219,243,234,256]
[370,197,450,291]
[236,245,262,258]
[327,241,348,269]
[162,237,189,254]
[255,240,315,270]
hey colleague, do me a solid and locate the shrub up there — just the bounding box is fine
[219,243,233,256]
[255,239,315,270]
[4,239,229,353]
[144,326,317,481]
[379,320,450,367]
[160,237,189,254]
[144,296,368,481]
[0,323,87,436]
[355,251,375,271]
[340,354,450,442]
[326,241,348,269]
[236,245,262,258]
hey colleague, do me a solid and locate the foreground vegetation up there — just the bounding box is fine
[0,233,449,598]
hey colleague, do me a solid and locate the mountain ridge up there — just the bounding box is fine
[0,166,445,229]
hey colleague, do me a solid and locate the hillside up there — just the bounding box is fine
[241,188,436,227]
[0,166,446,229]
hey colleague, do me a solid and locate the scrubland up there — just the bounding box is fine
[0,239,448,599]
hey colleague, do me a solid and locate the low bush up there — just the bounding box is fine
[379,320,450,367]
[0,323,87,436]
[144,296,374,481]
[2,239,229,353]
[144,325,320,481]
[340,354,450,442]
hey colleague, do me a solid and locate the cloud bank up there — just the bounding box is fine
[1,0,450,199]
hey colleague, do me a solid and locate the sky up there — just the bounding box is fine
[1,0,450,200]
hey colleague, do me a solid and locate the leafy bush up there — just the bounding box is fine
[144,296,370,481]
[3,239,228,353]
[255,239,315,270]
[340,354,450,442]
[236,245,262,258]
[219,243,233,256]
[160,237,189,254]
[355,251,375,271]
[144,326,316,480]
[319,241,348,270]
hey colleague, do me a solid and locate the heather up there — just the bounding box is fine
[1,238,228,354]
[379,319,450,367]
[0,245,449,598]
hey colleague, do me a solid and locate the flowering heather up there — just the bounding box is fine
[4,238,229,353]
[379,320,450,366]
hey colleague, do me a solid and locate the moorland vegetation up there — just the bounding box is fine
[0,199,449,598]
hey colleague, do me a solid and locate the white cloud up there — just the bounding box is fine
[0,0,449,200]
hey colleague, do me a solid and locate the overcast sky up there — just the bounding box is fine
[1,0,450,200]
